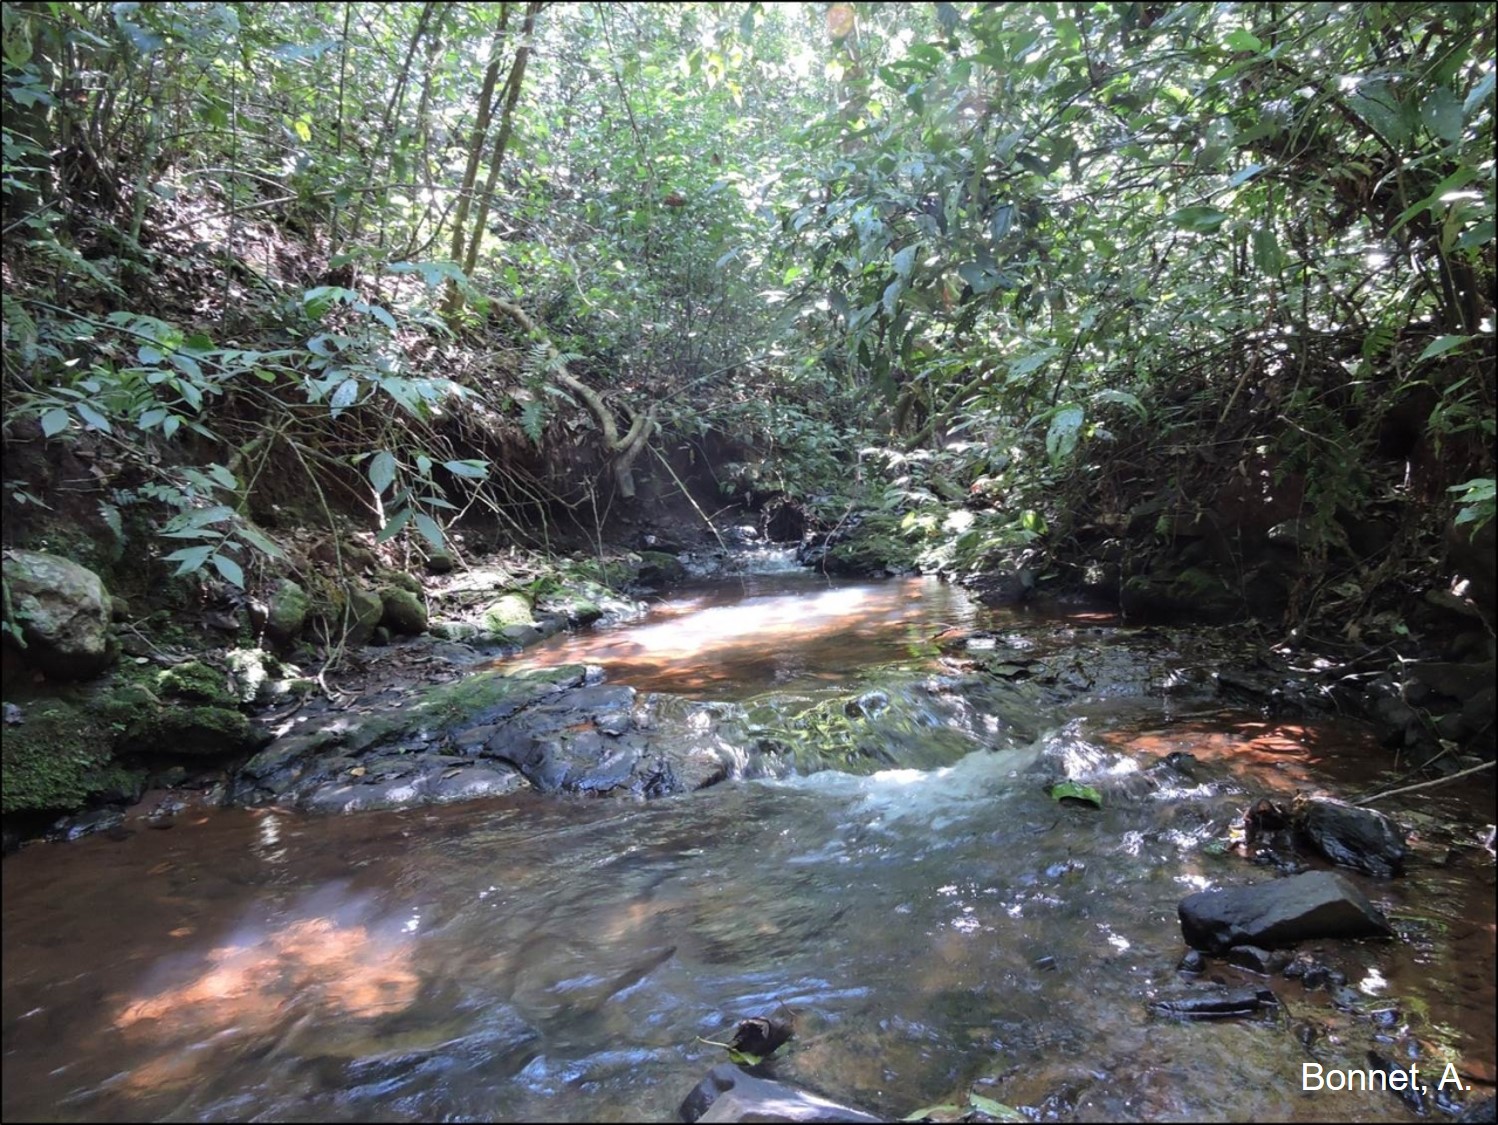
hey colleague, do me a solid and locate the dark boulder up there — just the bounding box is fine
[679,1063,882,1124]
[1293,797,1407,878]
[1179,870,1394,953]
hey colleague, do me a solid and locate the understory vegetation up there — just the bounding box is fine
[2,2,1493,676]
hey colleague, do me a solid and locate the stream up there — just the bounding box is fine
[2,567,1494,1122]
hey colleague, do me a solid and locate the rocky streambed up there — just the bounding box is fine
[3,568,1495,1122]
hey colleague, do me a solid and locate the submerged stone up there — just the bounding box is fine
[680,1063,882,1124]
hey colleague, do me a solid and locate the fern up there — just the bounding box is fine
[520,398,550,444]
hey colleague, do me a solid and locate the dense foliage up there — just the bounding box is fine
[2,1,1493,637]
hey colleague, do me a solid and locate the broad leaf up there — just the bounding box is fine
[368,450,398,495]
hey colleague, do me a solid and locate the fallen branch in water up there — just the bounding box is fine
[1353,759,1496,805]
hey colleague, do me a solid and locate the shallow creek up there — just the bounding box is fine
[3,569,1494,1122]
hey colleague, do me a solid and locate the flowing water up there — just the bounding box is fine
[3,570,1494,1122]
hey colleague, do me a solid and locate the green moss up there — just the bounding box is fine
[0,692,149,813]
[156,660,232,704]
[124,705,254,756]
[480,592,536,632]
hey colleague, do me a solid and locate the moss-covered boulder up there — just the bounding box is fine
[122,705,257,757]
[3,550,115,680]
[156,660,231,703]
[342,584,385,646]
[0,690,148,813]
[380,587,427,635]
[480,592,536,633]
[637,550,686,584]
[264,578,310,644]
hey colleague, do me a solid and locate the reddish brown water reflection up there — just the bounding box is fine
[506,573,992,696]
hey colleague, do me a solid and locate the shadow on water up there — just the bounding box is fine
[2,575,1493,1122]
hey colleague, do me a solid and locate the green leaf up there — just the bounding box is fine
[1228,163,1264,187]
[207,463,239,491]
[376,507,413,543]
[330,378,360,412]
[1049,780,1103,808]
[368,451,398,495]
[1417,335,1472,362]
[413,512,446,551]
[903,1106,962,1122]
[1169,205,1231,233]
[1223,28,1262,52]
[1046,405,1085,465]
[892,244,917,279]
[236,523,287,560]
[73,402,113,432]
[163,545,215,575]
[967,1093,1027,1121]
[40,407,70,437]
[1420,87,1463,143]
[211,553,245,588]
[175,504,237,529]
[443,459,489,479]
[1092,388,1146,418]
[369,305,398,332]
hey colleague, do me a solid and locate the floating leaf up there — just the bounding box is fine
[968,1093,1027,1121]
[1049,780,1103,808]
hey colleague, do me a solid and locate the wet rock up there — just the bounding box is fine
[1178,870,1395,953]
[301,762,529,814]
[1293,797,1407,878]
[379,586,427,635]
[679,1063,882,1124]
[1225,945,1289,975]
[1458,1095,1497,1123]
[264,578,310,644]
[1177,949,1207,974]
[56,807,126,841]
[1150,987,1278,1020]
[2,549,115,679]
[637,549,687,584]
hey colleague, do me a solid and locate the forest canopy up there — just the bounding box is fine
[2,1,1494,636]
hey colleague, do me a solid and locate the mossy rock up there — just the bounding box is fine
[156,660,233,705]
[122,705,257,757]
[380,569,425,595]
[265,578,310,643]
[480,592,536,632]
[636,550,686,584]
[380,587,427,635]
[0,690,153,813]
[320,583,385,646]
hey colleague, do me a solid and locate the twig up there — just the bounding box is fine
[1353,760,1496,805]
